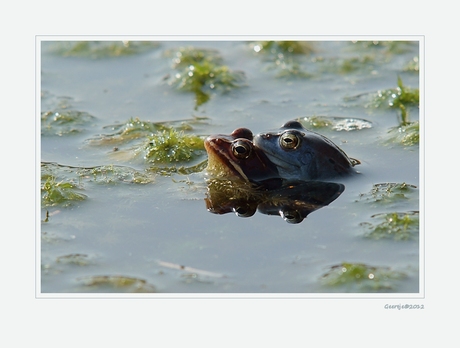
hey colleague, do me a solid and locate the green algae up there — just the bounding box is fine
[88,116,210,146]
[319,55,376,75]
[49,41,160,59]
[56,253,94,266]
[403,56,420,73]
[338,55,375,73]
[77,275,156,293]
[41,109,96,136]
[348,41,416,55]
[76,164,156,184]
[167,47,245,108]
[148,159,208,176]
[345,75,419,124]
[360,211,419,241]
[345,76,420,146]
[275,61,312,78]
[356,182,418,206]
[143,128,205,164]
[42,161,156,186]
[371,76,419,124]
[321,262,407,291]
[355,183,420,244]
[385,121,420,147]
[41,175,87,207]
[252,41,313,78]
[83,117,208,174]
[41,93,97,136]
[251,41,315,55]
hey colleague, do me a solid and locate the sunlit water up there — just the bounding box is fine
[39,40,420,294]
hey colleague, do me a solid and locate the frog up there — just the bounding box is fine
[253,120,360,181]
[204,127,281,187]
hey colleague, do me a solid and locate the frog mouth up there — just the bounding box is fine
[204,138,249,182]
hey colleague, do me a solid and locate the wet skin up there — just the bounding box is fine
[253,120,360,181]
[204,127,281,185]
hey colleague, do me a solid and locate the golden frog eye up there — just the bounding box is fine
[232,139,252,159]
[279,131,301,150]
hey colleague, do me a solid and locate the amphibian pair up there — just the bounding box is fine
[204,120,359,187]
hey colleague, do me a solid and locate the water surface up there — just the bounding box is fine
[39,40,420,294]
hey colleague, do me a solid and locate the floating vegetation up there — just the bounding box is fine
[41,110,96,136]
[41,93,97,136]
[251,41,314,78]
[76,164,156,184]
[356,182,418,206]
[403,56,420,73]
[167,47,245,108]
[143,128,205,164]
[321,262,407,291]
[99,117,162,144]
[148,159,208,176]
[347,76,419,123]
[337,55,375,73]
[48,41,160,59]
[42,161,156,186]
[318,55,376,75]
[346,76,420,146]
[56,253,94,266]
[349,41,416,55]
[275,61,312,78]
[360,211,419,240]
[385,121,420,147]
[371,76,419,125]
[77,275,157,293]
[251,41,315,55]
[88,116,210,147]
[298,116,373,131]
[41,175,87,207]
[84,117,208,175]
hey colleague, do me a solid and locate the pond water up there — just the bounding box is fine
[39,39,421,295]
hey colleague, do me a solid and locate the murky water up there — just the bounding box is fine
[39,40,421,294]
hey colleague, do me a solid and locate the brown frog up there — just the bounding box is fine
[204,127,281,187]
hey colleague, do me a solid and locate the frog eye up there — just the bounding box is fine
[279,131,301,150]
[232,139,252,159]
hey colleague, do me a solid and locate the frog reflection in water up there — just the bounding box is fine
[205,179,344,224]
[253,120,360,181]
[204,127,281,188]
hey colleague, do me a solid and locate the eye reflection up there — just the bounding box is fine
[279,131,301,150]
[232,139,252,159]
[280,209,304,224]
